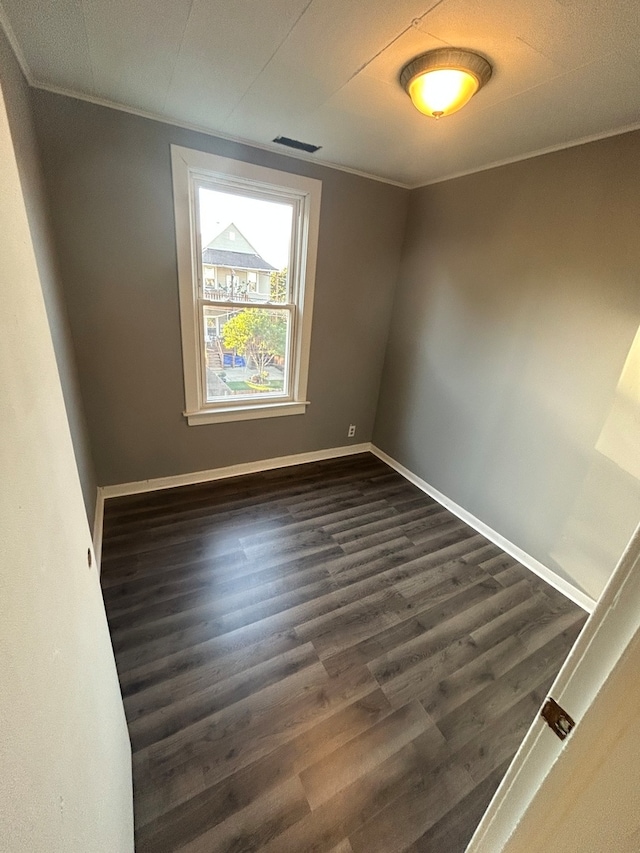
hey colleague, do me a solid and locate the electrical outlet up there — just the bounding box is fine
[348,424,356,438]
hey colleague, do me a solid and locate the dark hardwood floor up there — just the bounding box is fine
[100,453,587,853]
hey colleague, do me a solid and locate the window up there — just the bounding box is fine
[171,146,321,424]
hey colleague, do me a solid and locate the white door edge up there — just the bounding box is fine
[467,521,640,852]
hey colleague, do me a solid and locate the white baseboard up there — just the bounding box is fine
[99,443,373,499]
[95,440,595,612]
[370,445,596,613]
[92,487,105,574]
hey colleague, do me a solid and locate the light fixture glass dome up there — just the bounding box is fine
[408,68,479,117]
[401,48,492,119]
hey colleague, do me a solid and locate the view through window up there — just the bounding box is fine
[197,187,294,403]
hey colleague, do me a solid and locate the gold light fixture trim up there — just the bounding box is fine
[400,48,492,118]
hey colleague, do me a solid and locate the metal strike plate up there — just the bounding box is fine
[541,697,575,740]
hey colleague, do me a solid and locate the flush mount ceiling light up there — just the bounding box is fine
[400,48,492,118]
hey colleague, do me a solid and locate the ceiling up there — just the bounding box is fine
[1,0,640,187]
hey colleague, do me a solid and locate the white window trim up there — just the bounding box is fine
[170,145,321,425]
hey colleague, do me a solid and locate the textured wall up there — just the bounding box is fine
[0,50,132,852]
[0,29,97,523]
[374,132,640,599]
[31,90,408,486]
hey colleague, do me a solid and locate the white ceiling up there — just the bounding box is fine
[1,0,640,187]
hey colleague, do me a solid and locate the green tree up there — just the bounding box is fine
[222,309,287,379]
[269,267,288,302]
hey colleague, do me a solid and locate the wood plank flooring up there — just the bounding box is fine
[100,453,587,853]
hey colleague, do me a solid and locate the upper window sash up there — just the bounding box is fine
[191,176,301,306]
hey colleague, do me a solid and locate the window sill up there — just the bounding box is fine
[185,400,310,425]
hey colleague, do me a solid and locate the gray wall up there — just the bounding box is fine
[0,31,97,523]
[374,132,640,600]
[31,90,408,486]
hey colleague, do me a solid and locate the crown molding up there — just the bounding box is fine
[409,119,640,189]
[30,80,411,190]
[0,2,34,84]
[3,7,639,195]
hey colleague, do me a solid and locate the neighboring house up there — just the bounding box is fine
[202,222,277,301]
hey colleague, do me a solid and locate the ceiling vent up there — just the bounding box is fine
[273,135,321,154]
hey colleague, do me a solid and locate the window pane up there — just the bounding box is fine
[203,306,290,403]
[198,186,292,304]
